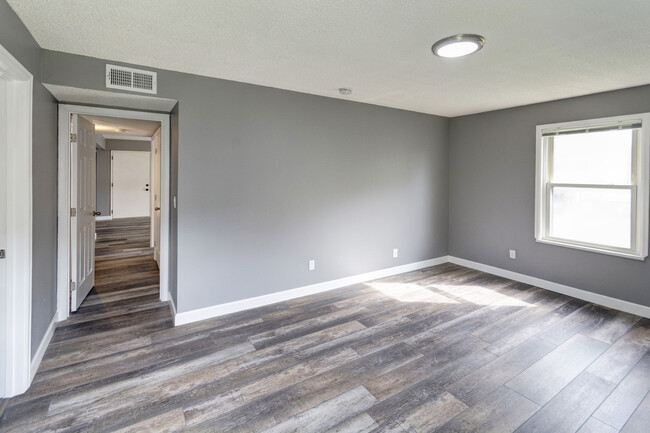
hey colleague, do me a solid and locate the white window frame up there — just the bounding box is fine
[535,113,650,261]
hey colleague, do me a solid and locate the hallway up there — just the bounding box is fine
[0,217,171,431]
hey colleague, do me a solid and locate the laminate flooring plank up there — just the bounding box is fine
[367,379,467,431]
[587,319,650,383]
[258,386,378,433]
[538,304,612,345]
[364,346,496,401]
[110,407,186,433]
[592,352,650,429]
[324,412,379,433]
[580,309,641,344]
[506,334,610,405]
[435,386,540,433]
[146,347,360,428]
[620,391,650,433]
[185,343,421,432]
[446,337,556,406]
[514,372,617,433]
[485,298,588,356]
[577,417,619,433]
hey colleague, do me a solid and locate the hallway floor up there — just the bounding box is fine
[1,219,649,432]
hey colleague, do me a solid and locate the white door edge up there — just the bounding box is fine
[0,43,33,398]
[57,105,171,323]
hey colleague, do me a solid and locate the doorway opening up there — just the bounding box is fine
[57,105,170,321]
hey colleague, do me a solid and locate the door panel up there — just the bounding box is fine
[153,129,161,264]
[112,151,151,218]
[71,115,96,311]
[0,77,7,395]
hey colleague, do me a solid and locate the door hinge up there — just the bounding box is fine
[70,208,77,217]
[70,133,77,142]
[70,281,76,292]
[0,249,5,259]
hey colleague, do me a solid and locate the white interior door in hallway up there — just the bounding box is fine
[71,114,97,311]
[0,71,8,398]
[151,128,161,265]
[111,151,151,219]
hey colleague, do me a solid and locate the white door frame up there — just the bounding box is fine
[57,105,170,322]
[0,44,33,397]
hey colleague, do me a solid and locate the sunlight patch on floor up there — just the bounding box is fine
[428,284,533,307]
[368,283,459,304]
[367,282,534,307]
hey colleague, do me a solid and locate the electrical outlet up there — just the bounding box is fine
[308,260,315,271]
[509,249,516,259]
[393,248,399,258]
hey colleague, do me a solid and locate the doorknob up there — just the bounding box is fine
[155,207,160,211]
[93,211,101,216]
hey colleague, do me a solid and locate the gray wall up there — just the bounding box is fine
[95,139,152,217]
[96,149,111,216]
[41,50,450,313]
[450,85,650,307]
[0,1,58,356]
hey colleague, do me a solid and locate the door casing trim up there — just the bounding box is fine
[57,105,171,321]
[0,43,33,397]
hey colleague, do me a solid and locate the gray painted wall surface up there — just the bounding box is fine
[106,139,152,152]
[41,50,450,313]
[95,139,152,217]
[450,85,650,307]
[0,0,58,356]
[96,149,111,216]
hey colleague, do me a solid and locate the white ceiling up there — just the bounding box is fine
[10,0,650,116]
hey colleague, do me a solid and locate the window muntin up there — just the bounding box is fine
[535,114,649,260]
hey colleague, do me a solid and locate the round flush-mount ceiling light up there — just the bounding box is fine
[431,34,485,58]
[339,88,352,96]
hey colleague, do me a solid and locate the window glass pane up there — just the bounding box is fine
[550,187,631,249]
[551,129,633,185]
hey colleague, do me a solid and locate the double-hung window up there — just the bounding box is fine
[535,113,650,260]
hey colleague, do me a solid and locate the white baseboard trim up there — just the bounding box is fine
[173,256,450,326]
[448,256,650,318]
[30,313,57,381]
[95,216,112,221]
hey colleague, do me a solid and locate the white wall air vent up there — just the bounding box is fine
[106,64,157,94]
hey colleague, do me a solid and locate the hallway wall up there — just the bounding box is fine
[0,1,58,356]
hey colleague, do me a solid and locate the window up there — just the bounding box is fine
[535,113,650,260]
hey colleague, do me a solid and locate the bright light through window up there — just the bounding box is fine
[536,114,650,260]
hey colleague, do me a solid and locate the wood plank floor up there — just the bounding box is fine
[1,219,649,432]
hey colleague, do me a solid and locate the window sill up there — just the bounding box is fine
[535,237,647,261]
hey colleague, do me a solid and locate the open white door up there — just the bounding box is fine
[111,151,151,218]
[152,128,161,265]
[70,114,96,312]
[0,73,7,397]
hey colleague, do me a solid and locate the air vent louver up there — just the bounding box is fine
[106,64,157,94]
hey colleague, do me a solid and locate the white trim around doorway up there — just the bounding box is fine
[0,43,33,397]
[57,105,171,322]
